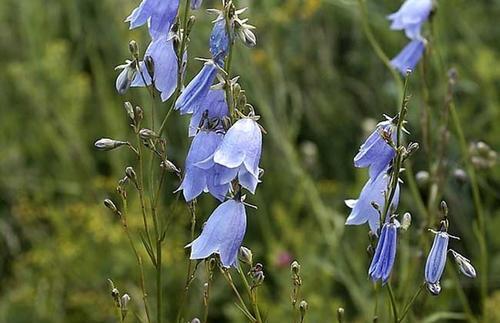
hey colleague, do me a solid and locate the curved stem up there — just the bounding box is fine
[386,283,399,323]
[397,282,425,322]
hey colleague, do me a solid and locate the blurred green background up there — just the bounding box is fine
[0,0,499,322]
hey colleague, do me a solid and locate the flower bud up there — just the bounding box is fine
[449,250,476,279]
[124,102,135,120]
[299,300,308,319]
[401,212,411,231]
[337,307,345,323]
[144,55,155,79]
[415,171,430,187]
[125,166,137,183]
[191,319,201,323]
[440,200,448,217]
[94,138,127,151]
[187,15,196,34]
[239,246,253,265]
[129,40,139,59]
[291,260,301,275]
[104,199,118,213]
[160,160,181,174]
[453,168,467,184]
[135,106,144,122]
[121,294,131,309]
[139,128,157,140]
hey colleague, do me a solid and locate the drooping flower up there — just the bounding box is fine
[369,222,398,283]
[345,169,400,233]
[391,39,426,75]
[187,199,247,267]
[175,61,218,115]
[115,60,137,95]
[387,0,433,40]
[424,230,450,294]
[188,89,228,137]
[126,0,179,39]
[176,131,230,202]
[190,0,203,10]
[354,119,396,179]
[206,118,262,194]
[131,35,178,101]
[210,18,230,65]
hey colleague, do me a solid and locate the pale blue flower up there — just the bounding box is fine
[209,118,262,194]
[425,230,449,285]
[190,0,203,10]
[126,0,179,39]
[354,120,396,179]
[210,19,230,65]
[345,169,400,233]
[391,39,426,75]
[188,89,228,137]
[175,61,218,115]
[369,222,398,283]
[387,0,432,40]
[187,199,247,267]
[176,131,230,202]
[131,35,178,101]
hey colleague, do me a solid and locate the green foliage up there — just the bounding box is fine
[0,0,499,322]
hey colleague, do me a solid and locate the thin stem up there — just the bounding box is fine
[237,265,263,323]
[175,203,198,322]
[356,0,403,100]
[386,283,399,323]
[120,197,152,323]
[223,2,236,120]
[221,268,256,322]
[397,282,425,322]
[449,101,487,315]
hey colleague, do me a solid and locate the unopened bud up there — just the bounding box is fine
[121,294,131,308]
[161,160,181,174]
[187,15,196,34]
[291,261,301,275]
[104,199,118,213]
[144,55,155,79]
[401,212,412,231]
[449,250,476,279]
[427,282,441,296]
[191,319,201,323]
[407,142,420,155]
[129,40,139,58]
[125,166,137,183]
[299,300,308,318]
[415,170,430,187]
[124,102,135,120]
[440,201,448,217]
[135,106,144,122]
[453,168,467,184]
[139,128,157,140]
[94,138,127,151]
[111,287,120,298]
[337,307,345,322]
[239,246,253,265]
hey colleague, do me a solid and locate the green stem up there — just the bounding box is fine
[386,283,399,323]
[357,0,403,100]
[221,269,256,322]
[237,265,263,323]
[397,282,425,322]
[449,102,487,317]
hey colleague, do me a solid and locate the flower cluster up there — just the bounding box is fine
[170,2,261,268]
[346,117,399,234]
[346,115,476,290]
[424,207,476,295]
[388,0,433,74]
[115,0,181,101]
